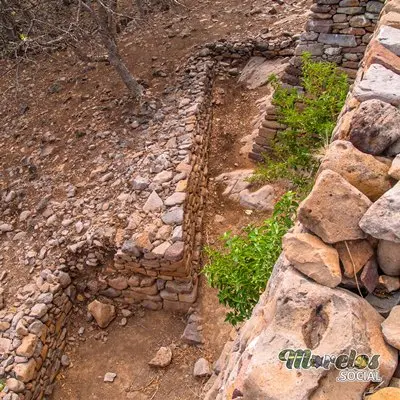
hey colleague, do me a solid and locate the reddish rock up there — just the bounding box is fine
[298,170,372,244]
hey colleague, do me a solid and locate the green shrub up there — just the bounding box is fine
[251,53,349,192]
[203,192,298,325]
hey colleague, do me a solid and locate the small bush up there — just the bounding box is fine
[203,192,298,325]
[251,53,349,193]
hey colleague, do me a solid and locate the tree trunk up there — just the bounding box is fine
[81,0,143,100]
[103,33,142,99]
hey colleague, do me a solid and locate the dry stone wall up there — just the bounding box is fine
[283,0,384,85]
[205,1,400,399]
[0,35,298,399]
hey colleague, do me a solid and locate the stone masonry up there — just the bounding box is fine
[205,0,400,399]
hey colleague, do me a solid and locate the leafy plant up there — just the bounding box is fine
[203,192,298,325]
[251,53,349,193]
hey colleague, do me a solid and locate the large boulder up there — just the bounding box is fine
[348,99,400,155]
[283,232,341,288]
[205,257,398,400]
[360,182,400,242]
[319,140,392,201]
[298,169,372,243]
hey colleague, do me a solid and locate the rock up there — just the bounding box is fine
[30,303,48,318]
[14,359,36,383]
[143,191,163,212]
[104,372,117,382]
[377,25,400,56]
[239,185,275,211]
[0,223,13,233]
[153,170,173,184]
[367,388,400,399]
[164,241,184,261]
[164,192,186,206]
[319,140,392,200]
[148,346,173,368]
[205,257,398,400]
[108,276,128,290]
[298,170,372,243]
[16,334,38,357]
[366,291,400,317]
[132,175,149,190]
[354,64,400,106]
[361,257,379,293]
[377,240,400,276]
[152,241,170,257]
[382,306,400,350]
[283,233,341,288]
[379,275,400,292]
[215,169,253,200]
[193,358,212,377]
[161,208,184,225]
[318,33,357,47]
[6,378,25,393]
[238,57,287,89]
[181,322,204,345]
[88,300,116,328]
[61,354,70,367]
[360,182,400,242]
[349,99,400,155]
[389,155,400,180]
[335,239,374,277]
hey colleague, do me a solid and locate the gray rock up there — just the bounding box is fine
[30,304,48,318]
[239,185,275,211]
[193,358,212,377]
[378,240,400,276]
[318,33,357,47]
[161,208,184,225]
[181,322,204,345]
[61,355,70,367]
[359,182,400,242]
[354,64,400,106]
[377,25,400,56]
[348,99,400,155]
[366,291,400,317]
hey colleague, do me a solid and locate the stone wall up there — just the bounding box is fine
[283,0,384,85]
[0,35,298,398]
[249,0,387,161]
[0,270,73,400]
[205,1,400,398]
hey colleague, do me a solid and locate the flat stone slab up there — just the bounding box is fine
[354,64,400,106]
[377,25,400,56]
[238,57,287,89]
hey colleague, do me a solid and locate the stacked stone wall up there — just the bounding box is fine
[206,1,400,398]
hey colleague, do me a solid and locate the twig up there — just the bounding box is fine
[345,241,363,297]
